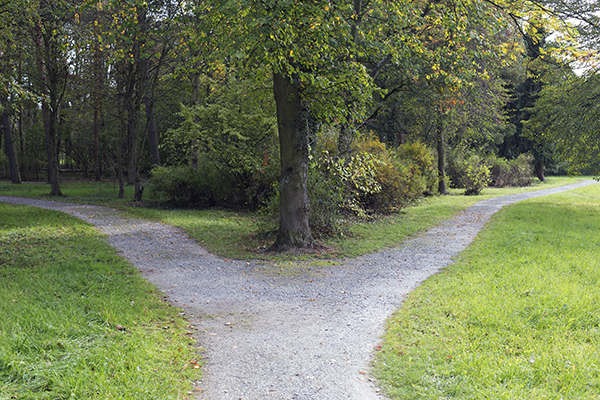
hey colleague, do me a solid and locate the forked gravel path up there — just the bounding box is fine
[0,180,595,399]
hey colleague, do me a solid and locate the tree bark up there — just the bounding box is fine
[93,41,103,181]
[118,98,126,199]
[143,58,160,167]
[190,73,200,169]
[437,116,447,195]
[535,159,545,181]
[271,72,314,250]
[1,98,21,184]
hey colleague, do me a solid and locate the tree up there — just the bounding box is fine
[524,71,600,175]
[521,0,600,175]
[212,0,371,250]
[0,0,23,184]
[28,0,83,195]
[365,0,514,194]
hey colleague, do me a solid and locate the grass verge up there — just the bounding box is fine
[373,183,600,398]
[0,176,590,260]
[0,203,201,399]
[119,176,587,260]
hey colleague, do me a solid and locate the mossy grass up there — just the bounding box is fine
[0,203,201,399]
[373,183,600,399]
[0,176,589,261]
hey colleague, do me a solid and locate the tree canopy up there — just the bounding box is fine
[1,0,598,249]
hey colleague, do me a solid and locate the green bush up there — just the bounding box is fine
[489,153,535,187]
[148,165,216,207]
[305,134,437,237]
[397,141,438,195]
[358,139,436,213]
[463,154,491,195]
[449,145,535,192]
[306,132,382,236]
[157,75,279,209]
[307,154,346,237]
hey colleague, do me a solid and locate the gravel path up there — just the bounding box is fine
[0,179,595,399]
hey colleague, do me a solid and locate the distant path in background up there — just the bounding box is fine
[1,179,595,400]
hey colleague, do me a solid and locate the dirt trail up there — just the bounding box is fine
[0,180,595,400]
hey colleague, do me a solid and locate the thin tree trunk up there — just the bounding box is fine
[271,72,314,250]
[94,97,101,181]
[190,73,200,169]
[142,48,161,168]
[146,99,160,166]
[1,98,21,184]
[118,101,125,199]
[535,159,545,182]
[437,116,446,195]
[47,99,61,196]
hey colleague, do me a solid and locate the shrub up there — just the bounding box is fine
[147,165,216,207]
[489,153,535,187]
[447,147,491,195]
[157,75,280,210]
[397,141,438,195]
[463,154,491,195]
[307,133,437,232]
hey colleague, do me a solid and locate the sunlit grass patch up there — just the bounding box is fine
[374,183,600,399]
[0,203,201,399]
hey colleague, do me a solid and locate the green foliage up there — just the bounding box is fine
[488,153,535,187]
[364,141,437,213]
[447,148,491,195]
[525,73,600,175]
[463,155,491,195]
[374,184,600,399]
[449,146,535,192]
[307,157,346,237]
[302,134,438,237]
[0,203,200,399]
[157,74,279,209]
[148,165,215,207]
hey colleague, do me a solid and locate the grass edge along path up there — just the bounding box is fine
[374,183,600,399]
[121,177,588,260]
[0,177,587,260]
[0,203,201,399]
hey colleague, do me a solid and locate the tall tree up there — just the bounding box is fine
[0,0,23,184]
[214,0,369,250]
[29,0,82,195]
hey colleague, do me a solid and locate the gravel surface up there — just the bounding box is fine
[1,179,595,400]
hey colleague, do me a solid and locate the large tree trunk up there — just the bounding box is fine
[1,98,21,184]
[437,116,447,195]
[271,72,314,250]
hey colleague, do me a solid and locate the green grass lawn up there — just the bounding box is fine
[374,183,600,399]
[1,177,598,397]
[0,203,201,399]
